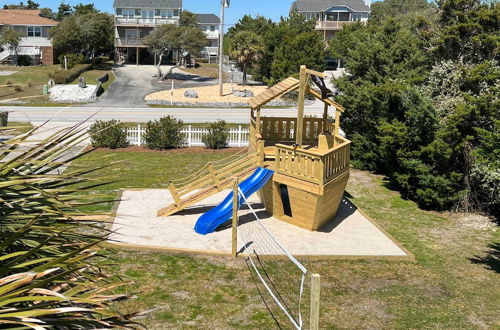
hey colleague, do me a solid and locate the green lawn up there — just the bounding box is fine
[0,65,59,101]
[67,150,499,329]
[68,67,115,96]
[181,63,222,79]
[0,63,115,103]
[1,121,33,135]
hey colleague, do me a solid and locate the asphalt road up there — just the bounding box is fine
[5,105,326,124]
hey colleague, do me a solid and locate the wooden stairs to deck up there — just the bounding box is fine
[157,151,259,217]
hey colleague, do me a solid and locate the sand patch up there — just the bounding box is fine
[145,84,269,104]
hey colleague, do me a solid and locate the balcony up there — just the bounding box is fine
[315,20,355,31]
[115,37,146,47]
[203,31,219,39]
[115,17,178,26]
[203,47,219,56]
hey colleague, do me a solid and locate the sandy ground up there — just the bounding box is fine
[145,84,270,104]
[111,189,408,257]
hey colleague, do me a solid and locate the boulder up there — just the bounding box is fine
[233,89,254,98]
[184,89,198,98]
[78,77,86,88]
[244,90,254,97]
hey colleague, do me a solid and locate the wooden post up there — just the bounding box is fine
[208,163,222,191]
[323,103,329,133]
[256,107,261,136]
[258,140,265,167]
[168,182,182,208]
[296,65,307,147]
[310,274,321,330]
[232,178,239,258]
[334,110,341,141]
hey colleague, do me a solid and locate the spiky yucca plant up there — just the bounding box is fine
[0,123,141,328]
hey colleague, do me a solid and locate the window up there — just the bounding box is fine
[338,12,350,21]
[279,184,293,217]
[305,13,320,21]
[160,10,174,18]
[201,25,208,31]
[210,25,216,31]
[122,9,135,17]
[27,26,42,37]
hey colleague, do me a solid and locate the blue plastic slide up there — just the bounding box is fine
[194,167,274,235]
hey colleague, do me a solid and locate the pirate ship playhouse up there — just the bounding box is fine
[158,65,351,231]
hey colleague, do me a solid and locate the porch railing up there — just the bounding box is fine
[115,38,146,46]
[275,136,350,185]
[315,21,355,30]
[115,17,178,26]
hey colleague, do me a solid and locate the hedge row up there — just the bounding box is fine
[89,118,231,150]
[49,64,92,84]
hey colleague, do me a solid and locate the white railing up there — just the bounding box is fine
[203,46,219,56]
[126,124,250,147]
[115,17,178,26]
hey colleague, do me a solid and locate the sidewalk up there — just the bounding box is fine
[1,121,90,175]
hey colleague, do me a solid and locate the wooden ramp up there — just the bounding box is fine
[157,149,259,217]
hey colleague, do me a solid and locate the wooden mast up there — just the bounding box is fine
[296,65,308,146]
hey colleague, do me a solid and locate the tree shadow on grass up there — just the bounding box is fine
[469,243,500,273]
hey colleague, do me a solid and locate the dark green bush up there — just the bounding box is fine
[58,54,85,69]
[17,55,32,66]
[144,116,185,150]
[49,64,92,84]
[203,120,229,149]
[89,120,128,149]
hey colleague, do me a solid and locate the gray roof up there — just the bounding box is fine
[290,0,370,13]
[113,0,182,8]
[196,14,220,24]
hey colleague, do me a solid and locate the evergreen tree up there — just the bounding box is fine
[56,1,73,21]
[73,3,99,15]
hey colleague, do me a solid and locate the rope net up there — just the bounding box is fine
[237,189,309,330]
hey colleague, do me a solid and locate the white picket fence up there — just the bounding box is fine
[126,124,250,147]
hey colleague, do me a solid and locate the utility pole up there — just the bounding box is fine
[219,0,230,96]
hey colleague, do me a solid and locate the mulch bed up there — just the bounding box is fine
[85,146,246,154]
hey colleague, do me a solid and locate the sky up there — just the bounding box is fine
[0,0,291,26]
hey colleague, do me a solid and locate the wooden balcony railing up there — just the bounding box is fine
[275,136,350,185]
[115,38,145,46]
[315,20,355,30]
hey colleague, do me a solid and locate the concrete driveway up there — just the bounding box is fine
[89,65,168,107]
[90,65,217,108]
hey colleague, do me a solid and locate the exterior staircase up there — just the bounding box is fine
[0,49,13,65]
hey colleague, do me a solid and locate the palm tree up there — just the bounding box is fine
[228,31,264,86]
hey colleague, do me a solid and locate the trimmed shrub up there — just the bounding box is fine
[203,120,230,149]
[144,116,185,150]
[58,54,85,69]
[17,55,32,66]
[89,120,128,149]
[49,64,92,84]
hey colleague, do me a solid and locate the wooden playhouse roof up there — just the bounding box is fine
[248,76,345,112]
[249,77,300,109]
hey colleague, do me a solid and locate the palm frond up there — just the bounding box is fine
[0,123,142,328]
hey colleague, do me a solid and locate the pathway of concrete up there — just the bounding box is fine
[89,65,217,108]
[111,189,409,258]
[1,122,89,175]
